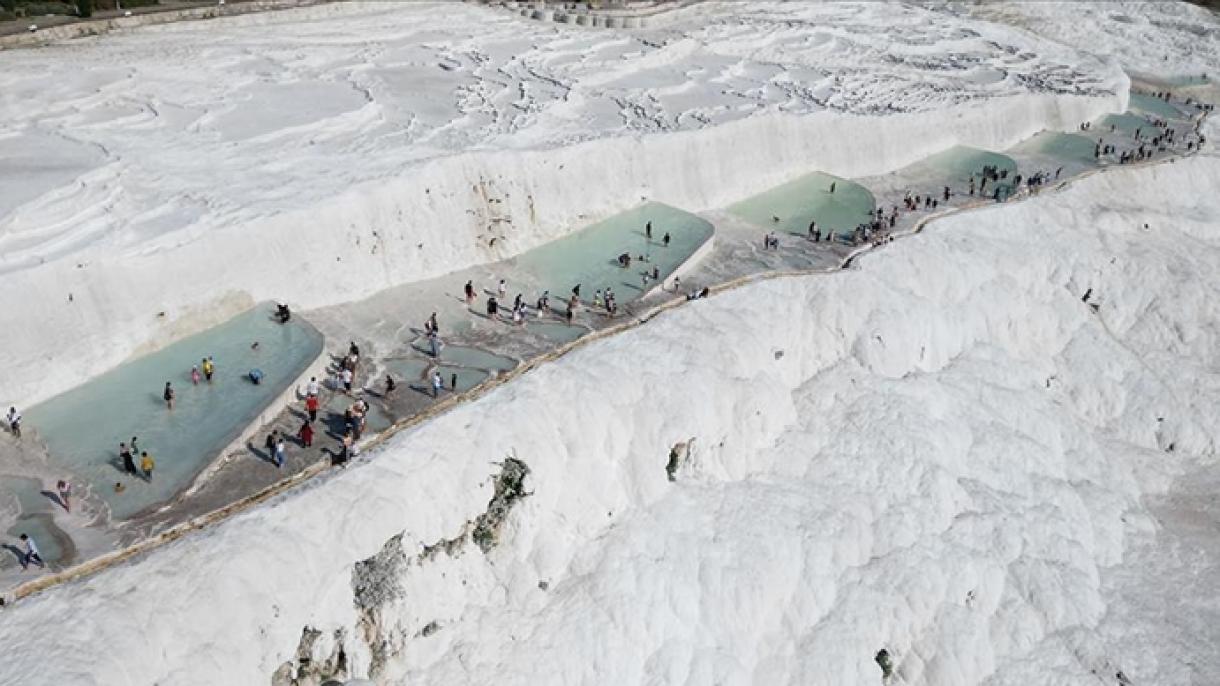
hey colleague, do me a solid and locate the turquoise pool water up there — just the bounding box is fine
[1011,132,1099,164]
[441,346,517,372]
[439,366,490,392]
[384,345,514,396]
[1098,112,1153,136]
[24,305,324,520]
[4,515,67,570]
[383,358,430,385]
[922,145,1017,185]
[728,171,875,238]
[529,321,588,344]
[514,202,713,303]
[1,476,69,570]
[1129,93,1188,120]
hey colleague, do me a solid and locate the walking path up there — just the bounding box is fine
[1,84,1212,603]
[0,0,329,44]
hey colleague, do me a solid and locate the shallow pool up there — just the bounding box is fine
[383,358,430,384]
[514,202,713,304]
[922,146,1017,185]
[728,171,875,239]
[383,347,509,396]
[1,475,51,516]
[1098,112,1153,136]
[439,366,490,393]
[529,321,589,345]
[1011,131,1099,164]
[1129,93,1190,120]
[24,304,324,520]
[441,346,518,372]
[1,477,71,569]
[3,514,69,570]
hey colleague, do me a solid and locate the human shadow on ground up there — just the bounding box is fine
[409,383,438,399]
[107,455,134,476]
[322,411,350,441]
[1,544,25,567]
[245,441,278,466]
[39,490,66,511]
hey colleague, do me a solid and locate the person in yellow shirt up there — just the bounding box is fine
[140,452,155,481]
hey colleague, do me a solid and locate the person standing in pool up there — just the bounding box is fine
[191,365,201,385]
[431,370,444,398]
[164,381,176,410]
[465,280,476,305]
[662,232,671,247]
[141,451,155,481]
[202,357,215,383]
[6,406,20,438]
[18,534,44,570]
[829,181,836,193]
[645,221,653,241]
[120,442,137,475]
[450,372,458,392]
[57,480,71,513]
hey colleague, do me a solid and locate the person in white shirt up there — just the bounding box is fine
[19,534,44,570]
[6,407,20,438]
[307,377,320,397]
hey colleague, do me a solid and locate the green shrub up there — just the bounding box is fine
[0,8,15,19]
[0,0,15,13]
[75,0,91,17]
[18,1,76,16]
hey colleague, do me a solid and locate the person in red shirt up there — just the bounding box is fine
[305,394,319,423]
[298,420,314,448]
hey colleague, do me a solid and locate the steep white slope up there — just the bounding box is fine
[0,149,1216,685]
[0,0,1126,405]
